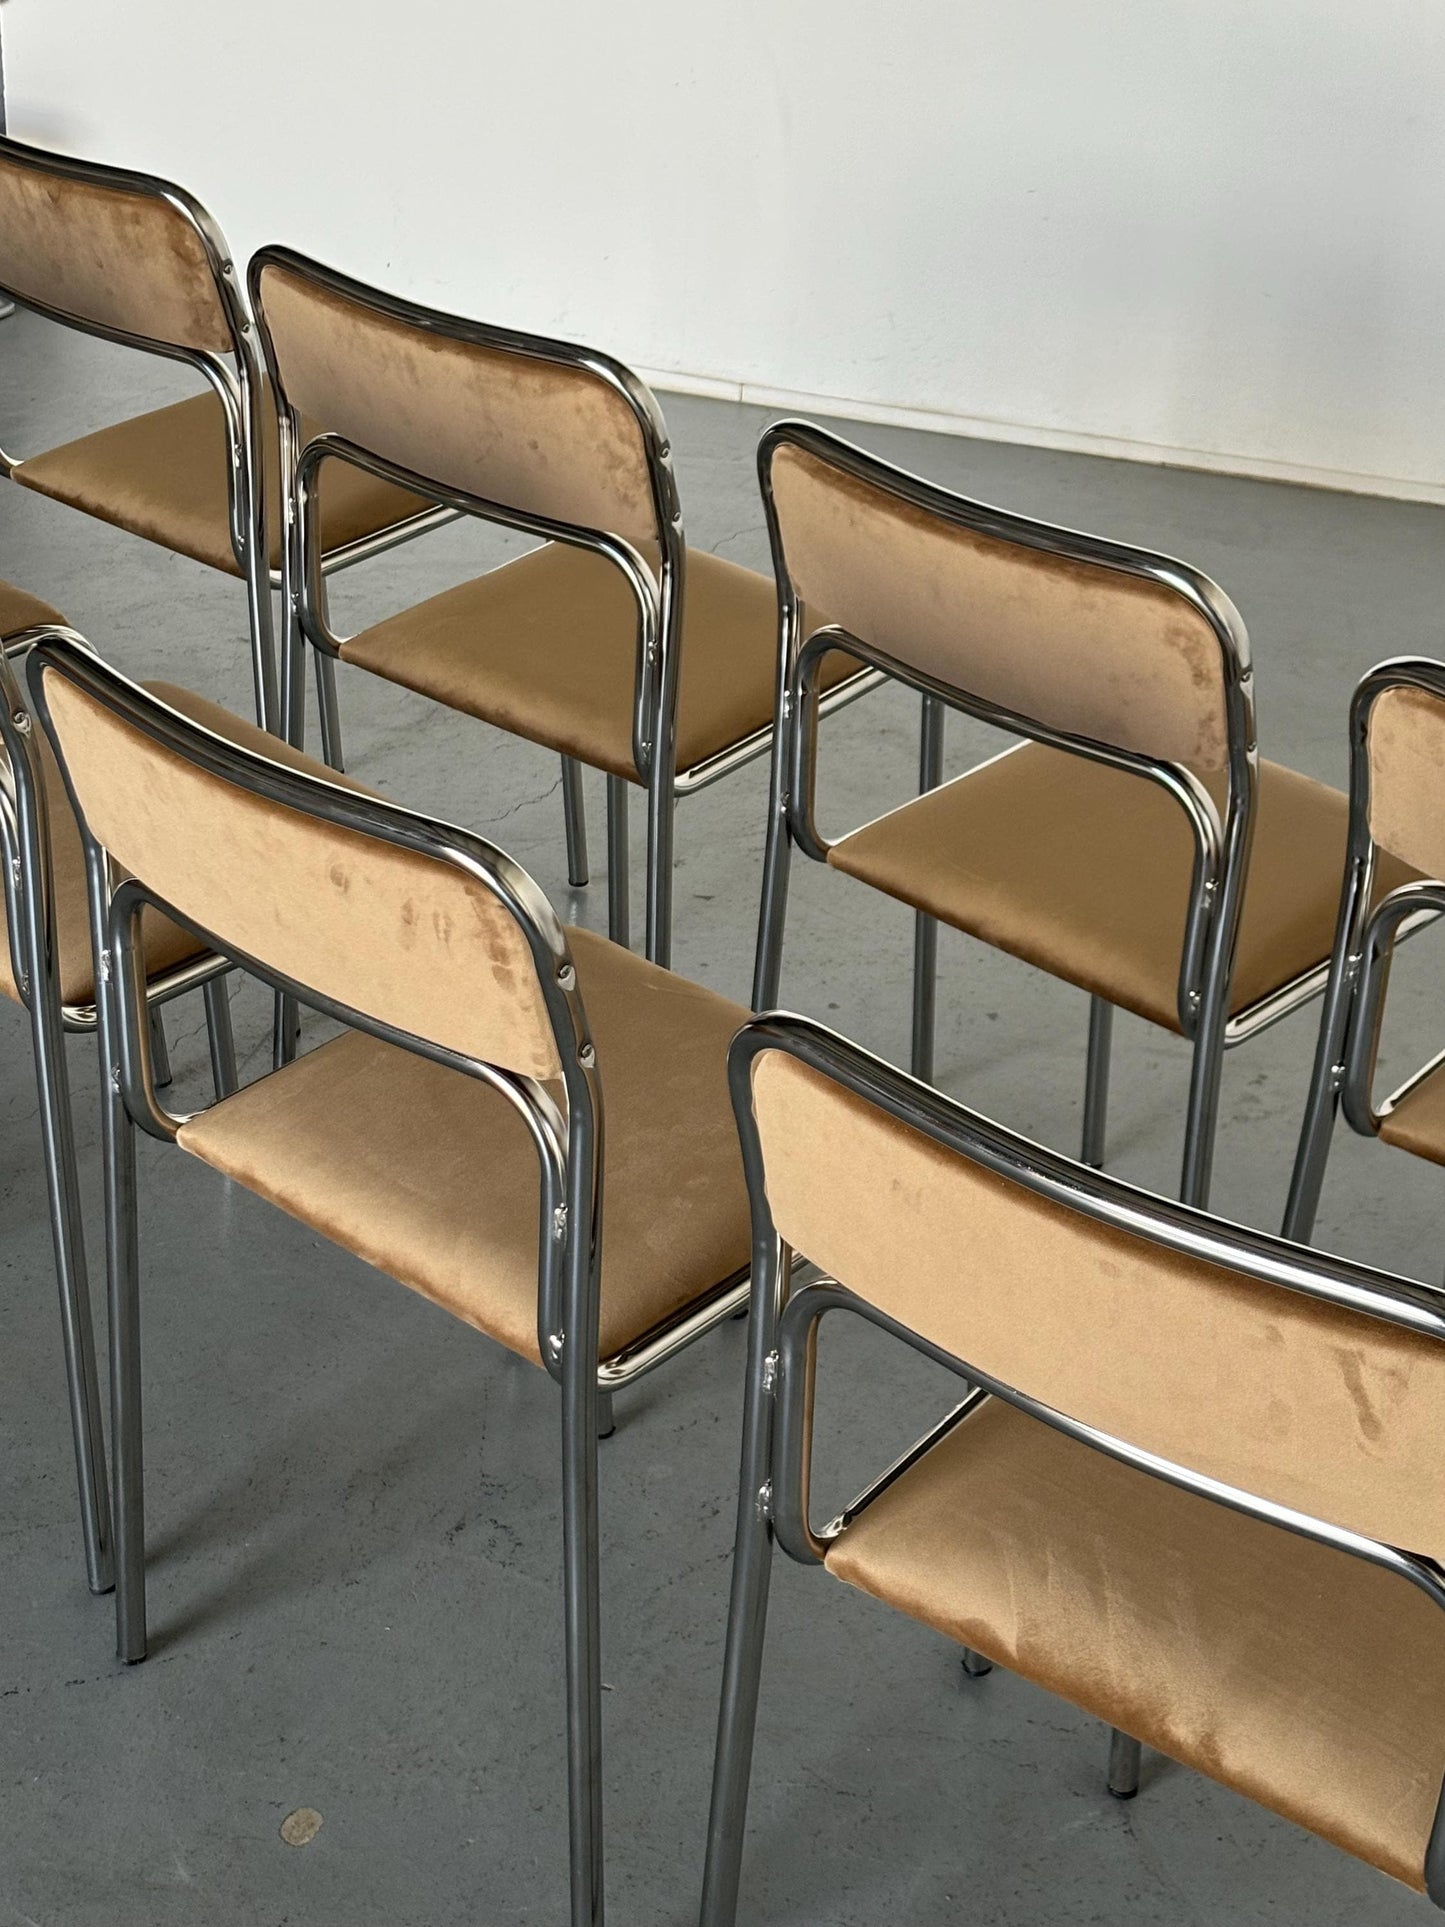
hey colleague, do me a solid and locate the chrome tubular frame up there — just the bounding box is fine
[29,635,757,1927]
[753,416,1257,1213]
[1283,658,1445,1243]
[700,1012,1445,1926]
[0,627,237,1598]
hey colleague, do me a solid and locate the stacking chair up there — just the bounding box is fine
[753,419,1417,1216]
[0,589,256,1595]
[702,1010,1445,1924]
[1286,658,1445,1241]
[0,136,445,732]
[248,247,874,964]
[29,634,759,1927]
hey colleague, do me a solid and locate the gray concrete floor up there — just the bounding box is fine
[2,305,1443,1926]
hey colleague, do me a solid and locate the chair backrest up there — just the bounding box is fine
[31,641,567,1081]
[1365,676,1445,880]
[744,1026,1445,1561]
[250,247,666,553]
[762,424,1243,773]
[0,137,235,356]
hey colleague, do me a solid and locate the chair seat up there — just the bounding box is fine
[0,579,65,638]
[340,541,859,782]
[174,927,751,1362]
[827,1396,1445,1893]
[0,677,338,1009]
[1378,1062,1445,1167]
[12,388,433,578]
[828,743,1418,1033]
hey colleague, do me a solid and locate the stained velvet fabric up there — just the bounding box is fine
[750,1048,1445,1558]
[176,927,751,1363]
[0,676,302,1009]
[0,145,231,353]
[342,541,855,782]
[0,580,65,639]
[1369,683,1445,880]
[826,1399,1445,1893]
[14,388,431,578]
[1379,1064,1445,1167]
[827,743,1416,1032]
[40,674,560,1079]
[769,442,1231,771]
[256,261,661,551]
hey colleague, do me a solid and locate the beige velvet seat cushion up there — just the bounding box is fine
[12,389,432,578]
[174,927,751,1362]
[0,680,341,1008]
[340,541,857,781]
[827,1397,1445,1893]
[1378,1064,1445,1168]
[0,579,65,638]
[828,743,1418,1032]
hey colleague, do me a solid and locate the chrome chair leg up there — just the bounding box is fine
[752,781,793,1015]
[961,1647,993,1678]
[1082,996,1113,1168]
[102,1060,147,1662]
[1282,931,1361,1242]
[148,1006,172,1090]
[203,976,238,1100]
[1107,1729,1142,1800]
[645,762,675,969]
[607,775,630,951]
[560,1344,605,1925]
[562,757,590,888]
[28,978,112,1593]
[700,1241,787,1927]
[910,694,946,1081]
[315,649,345,773]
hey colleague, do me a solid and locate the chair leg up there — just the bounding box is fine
[315,650,345,773]
[103,1072,147,1663]
[562,757,590,889]
[644,760,676,970]
[1281,937,1360,1242]
[28,996,112,1594]
[148,1007,172,1091]
[560,1352,605,1925]
[606,776,630,951]
[1107,1729,1141,1800]
[699,1254,786,1927]
[1081,996,1113,1168]
[202,977,238,1102]
[961,1648,993,1678]
[910,694,946,1082]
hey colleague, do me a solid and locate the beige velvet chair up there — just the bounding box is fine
[0,136,444,734]
[1286,658,1445,1240]
[0,586,285,1595]
[29,634,758,1927]
[247,246,873,969]
[702,1010,1445,1924]
[753,420,1416,1223]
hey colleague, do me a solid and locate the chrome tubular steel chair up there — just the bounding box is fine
[248,247,874,964]
[1286,658,1445,1241]
[0,137,445,732]
[702,1011,1445,1924]
[753,420,1415,1214]
[29,636,758,1927]
[0,589,245,1595]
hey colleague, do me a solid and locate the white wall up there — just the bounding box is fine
[7,0,1445,499]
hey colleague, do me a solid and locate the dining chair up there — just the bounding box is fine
[0,587,270,1595]
[29,632,759,1927]
[753,419,1417,1221]
[0,135,447,734]
[1286,657,1445,1242]
[702,1009,1445,1924]
[247,246,876,966]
